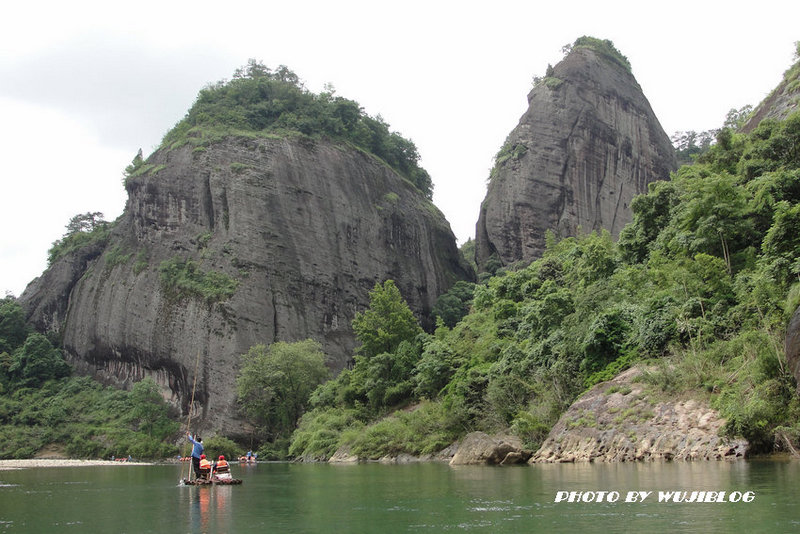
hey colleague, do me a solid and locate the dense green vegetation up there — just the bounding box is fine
[288,280,462,460]
[0,297,179,459]
[158,256,239,304]
[283,109,800,460]
[236,340,329,456]
[564,36,631,73]
[158,60,433,199]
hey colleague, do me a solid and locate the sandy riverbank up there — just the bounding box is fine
[0,459,151,470]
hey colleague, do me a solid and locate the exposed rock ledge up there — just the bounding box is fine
[449,432,532,466]
[530,367,747,463]
[327,444,459,464]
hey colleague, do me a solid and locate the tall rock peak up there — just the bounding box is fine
[475,37,677,270]
[19,66,472,433]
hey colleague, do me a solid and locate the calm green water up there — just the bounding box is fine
[0,460,798,533]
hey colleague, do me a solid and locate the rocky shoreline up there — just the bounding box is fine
[530,367,748,463]
[328,366,751,466]
[2,367,758,468]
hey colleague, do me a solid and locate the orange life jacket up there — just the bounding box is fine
[199,458,211,470]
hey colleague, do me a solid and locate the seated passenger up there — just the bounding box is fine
[198,454,212,480]
[214,455,231,480]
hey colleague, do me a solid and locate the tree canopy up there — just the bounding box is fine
[236,339,329,441]
[565,36,631,73]
[352,280,423,360]
[161,60,433,199]
[47,212,110,266]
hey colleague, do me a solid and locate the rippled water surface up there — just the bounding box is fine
[1,460,798,532]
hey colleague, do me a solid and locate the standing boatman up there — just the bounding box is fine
[187,432,204,479]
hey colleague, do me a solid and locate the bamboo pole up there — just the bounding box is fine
[182,351,202,482]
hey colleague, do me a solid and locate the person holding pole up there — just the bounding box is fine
[187,432,204,479]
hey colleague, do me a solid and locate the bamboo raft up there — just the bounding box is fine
[182,476,242,486]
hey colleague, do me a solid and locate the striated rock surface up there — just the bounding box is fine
[741,56,800,133]
[449,432,531,466]
[19,136,471,434]
[530,367,747,463]
[476,42,676,270]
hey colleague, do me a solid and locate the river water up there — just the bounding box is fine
[1,460,798,533]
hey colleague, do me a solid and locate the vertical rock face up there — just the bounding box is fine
[475,44,676,270]
[20,136,471,434]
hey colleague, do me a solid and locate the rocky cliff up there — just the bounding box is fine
[741,54,800,133]
[20,135,471,434]
[476,39,676,270]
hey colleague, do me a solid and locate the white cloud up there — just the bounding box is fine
[0,97,129,295]
[1,0,799,293]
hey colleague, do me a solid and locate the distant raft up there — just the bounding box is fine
[182,476,242,486]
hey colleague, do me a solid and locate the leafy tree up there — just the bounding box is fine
[9,333,70,387]
[724,105,753,130]
[671,130,716,165]
[352,280,423,359]
[332,281,427,413]
[458,238,478,272]
[0,297,28,355]
[579,306,634,375]
[431,281,476,328]
[202,435,243,460]
[348,337,423,412]
[237,340,329,440]
[413,337,458,399]
[670,172,755,272]
[47,212,111,265]
[129,378,178,440]
[761,201,800,287]
[64,212,107,235]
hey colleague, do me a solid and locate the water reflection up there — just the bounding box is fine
[187,483,233,532]
[0,461,798,533]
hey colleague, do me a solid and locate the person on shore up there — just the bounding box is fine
[187,432,204,479]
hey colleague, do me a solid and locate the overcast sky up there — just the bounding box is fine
[1,0,798,296]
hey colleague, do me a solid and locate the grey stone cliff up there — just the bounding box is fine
[20,136,472,435]
[476,46,676,270]
[741,58,800,133]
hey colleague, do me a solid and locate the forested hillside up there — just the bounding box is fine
[0,296,179,459]
[289,108,800,459]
